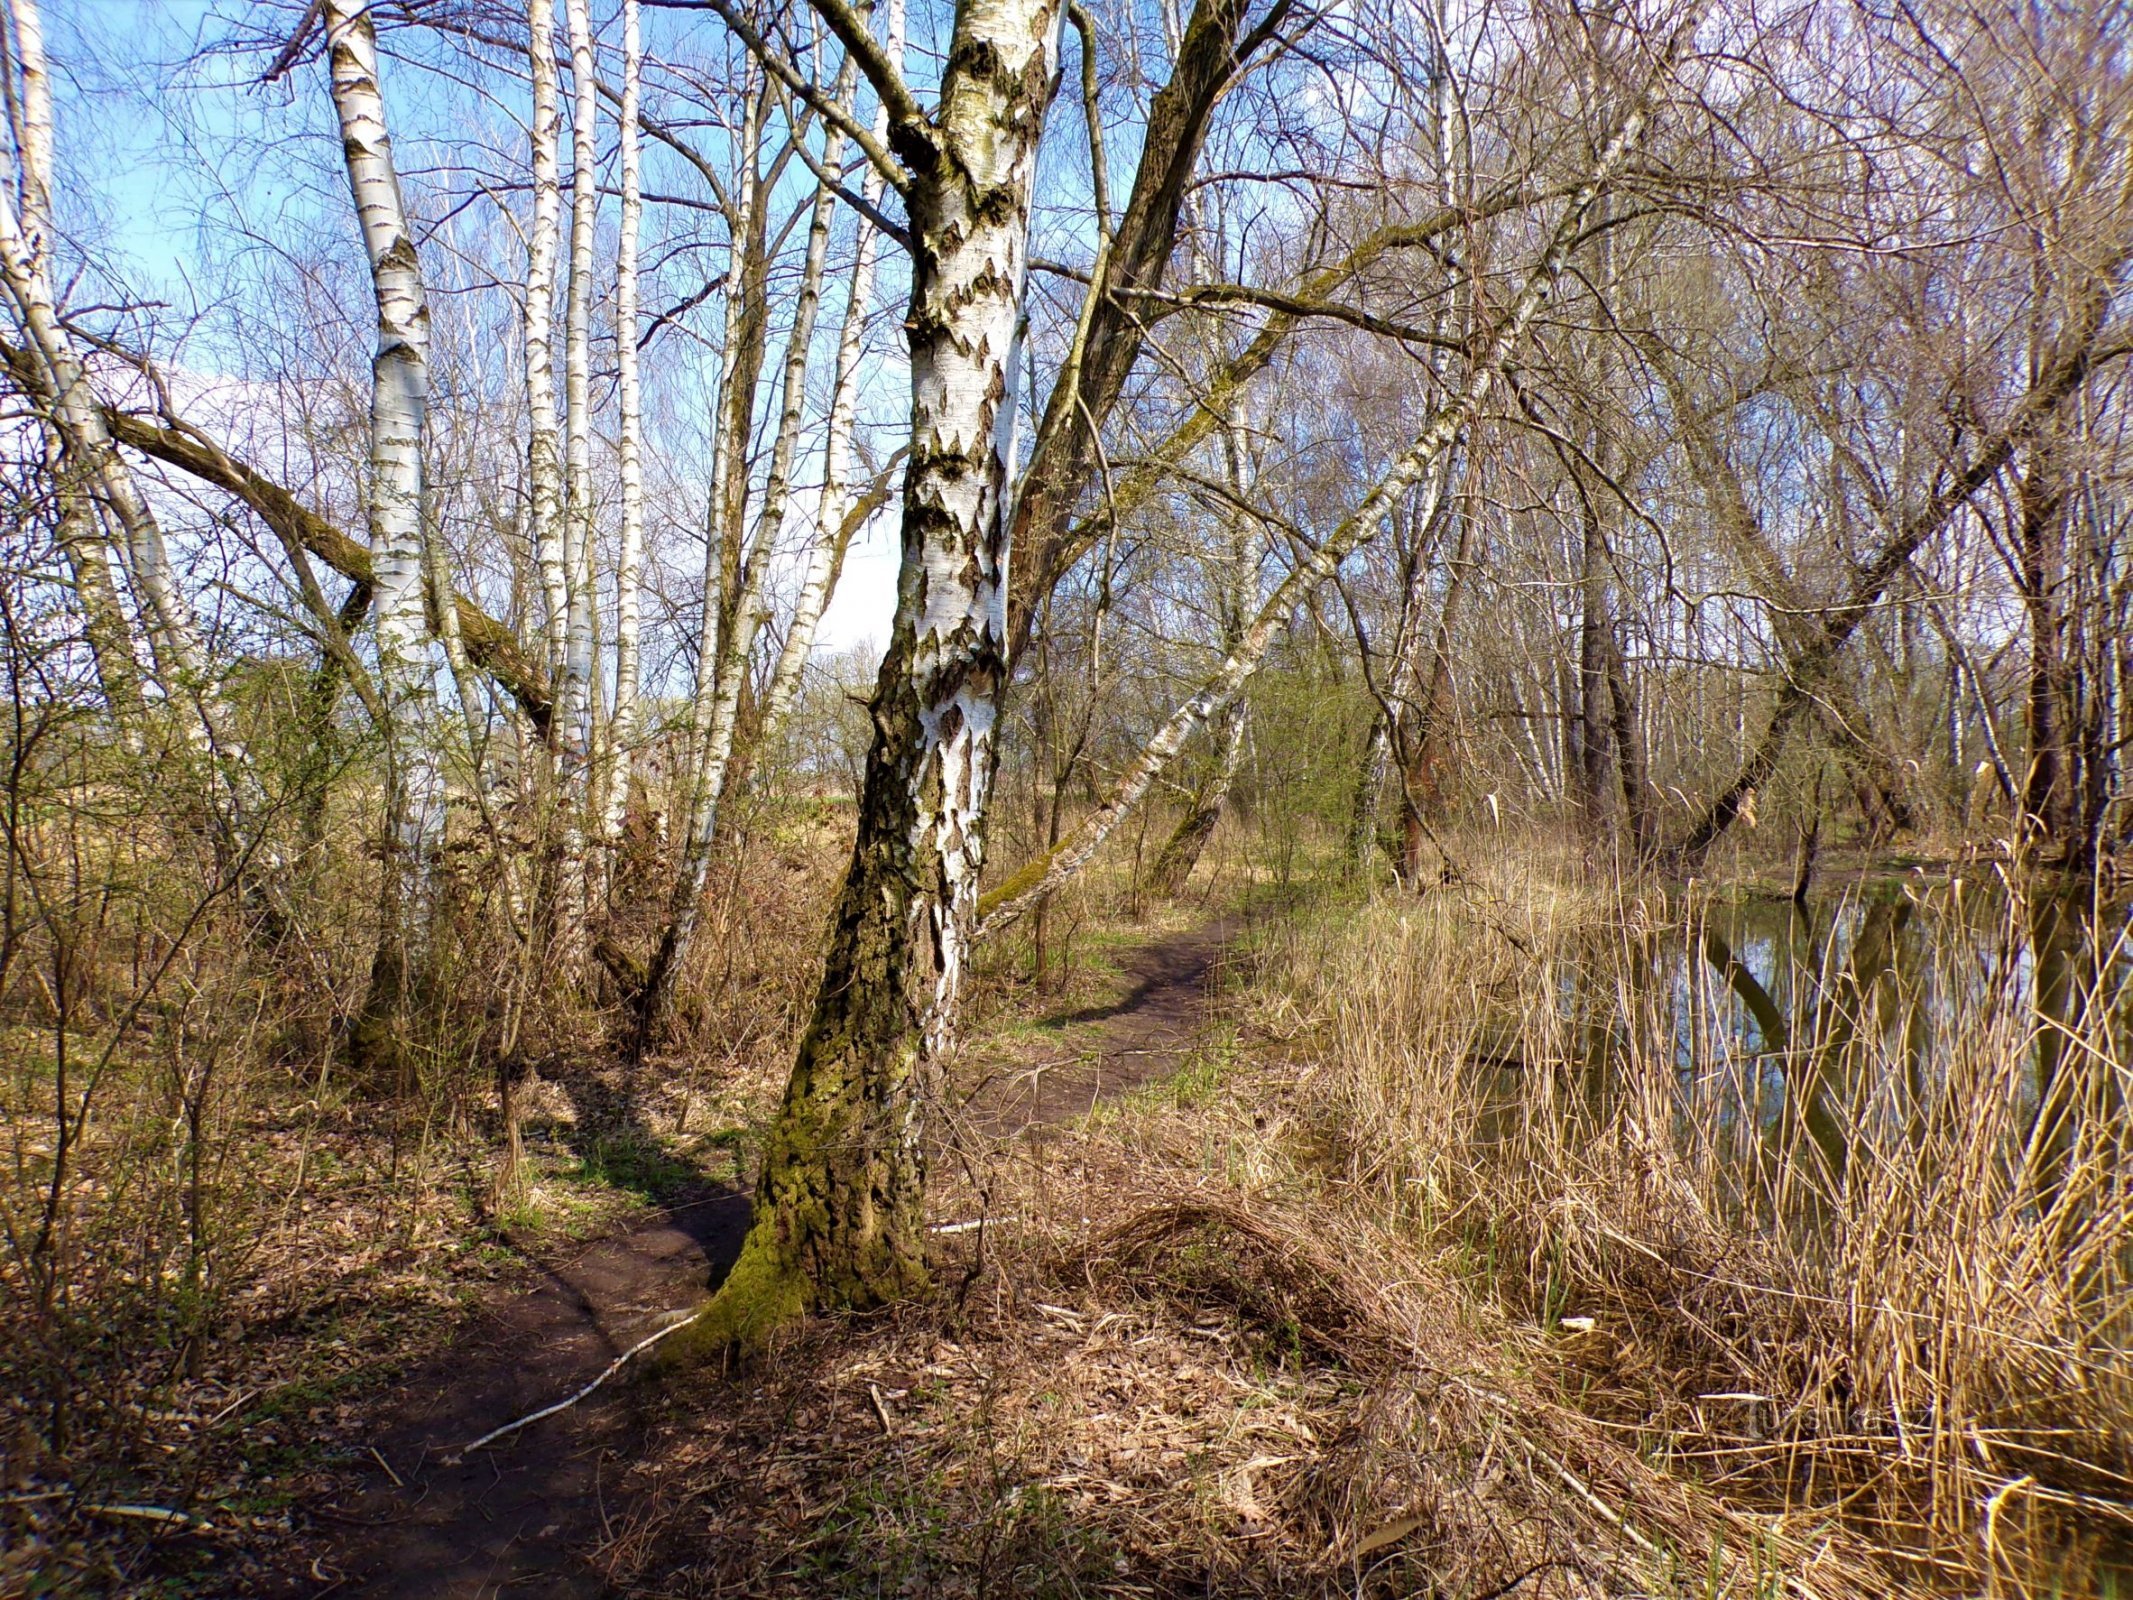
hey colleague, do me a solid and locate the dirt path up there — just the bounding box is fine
[281,918,1234,1598]
[960,915,1237,1135]
[280,1193,750,1599]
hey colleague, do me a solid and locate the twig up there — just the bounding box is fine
[83,1503,216,1531]
[367,1446,403,1488]
[867,1383,896,1437]
[928,1218,1000,1235]
[454,1312,700,1458]
[1528,1447,1656,1554]
[205,1387,257,1429]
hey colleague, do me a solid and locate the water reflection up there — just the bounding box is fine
[1472,872,2133,1219]
[1685,878,2126,1204]
[1458,871,2133,1590]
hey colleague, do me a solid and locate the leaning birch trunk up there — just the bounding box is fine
[603,0,645,850]
[0,3,140,729]
[324,0,439,1085]
[977,58,1677,937]
[0,0,246,802]
[45,431,145,730]
[755,0,907,751]
[555,0,601,935]
[638,92,851,1038]
[674,0,1065,1351]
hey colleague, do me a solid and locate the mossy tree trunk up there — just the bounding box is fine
[682,0,1065,1351]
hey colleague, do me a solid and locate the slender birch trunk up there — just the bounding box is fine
[0,6,132,731]
[525,0,567,675]
[681,0,1066,1348]
[323,0,439,1084]
[604,0,644,848]
[978,57,1678,935]
[639,74,853,1035]
[0,0,236,781]
[756,0,907,750]
[44,423,144,728]
[555,0,601,932]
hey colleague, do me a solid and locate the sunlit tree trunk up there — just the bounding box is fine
[555,0,601,936]
[641,68,853,1036]
[604,0,645,854]
[0,3,141,731]
[324,0,438,1084]
[524,0,567,676]
[757,0,906,752]
[44,432,145,730]
[0,0,258,835]
[684,0,1066,1347]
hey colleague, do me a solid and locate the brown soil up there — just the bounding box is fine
[274,1192,750,1599]
[274,917,1236,1599]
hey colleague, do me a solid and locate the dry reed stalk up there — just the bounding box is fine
[1258,839,2133,1592]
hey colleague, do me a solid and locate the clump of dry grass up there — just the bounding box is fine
[1253,841,2133,1594]
[607,1048,1895,1599]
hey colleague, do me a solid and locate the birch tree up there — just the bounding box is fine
[604,0,645,851]
[555,0,603,932]
[674,0,1068,1346]
[1,0,143,733]
[979,12,1692,933]
[639,47,860,1037]
[753,0,906,752]
[0,0,261,842]
[524,0,567,679]
[322,0,439,1079]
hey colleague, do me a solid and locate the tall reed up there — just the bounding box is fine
[1264,843,2133,1591]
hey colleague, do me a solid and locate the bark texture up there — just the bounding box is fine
[682,0,1065,1351]
[324,0,439,1081]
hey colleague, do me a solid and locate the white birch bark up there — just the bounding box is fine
[8,0,53,248]
[561,0,598,742]
[323,0,441,1072]
[4,0,143,729]
[554,0,601,930]
[977,65,1673,936]
[604,0,644,846]
[0,0,217,739]
[324,1,432,728]
[524,0,567,674]
[674,81,763,807]
[683,0,1068,1340]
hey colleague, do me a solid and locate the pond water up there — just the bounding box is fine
[1498,873,2133,1201]
[1461,871,2133,1588]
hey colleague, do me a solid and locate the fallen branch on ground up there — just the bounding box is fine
[453,1312,699,1458]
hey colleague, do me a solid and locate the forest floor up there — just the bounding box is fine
[258,915,1245,1598]
[20,836,2121,1597]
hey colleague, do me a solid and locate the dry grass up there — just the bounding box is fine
[605,1023,1896,1598]
[1248,837,2133,1594]
[0,799,839,1597]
